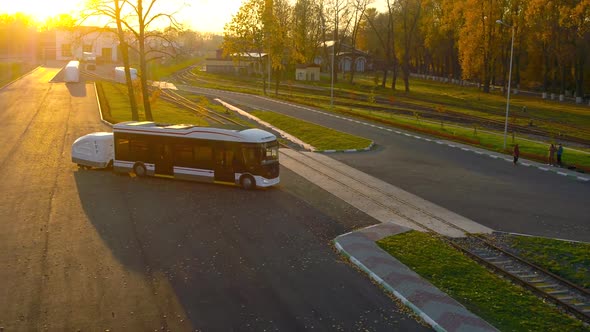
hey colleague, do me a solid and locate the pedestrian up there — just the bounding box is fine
[549,143,556,166]
[513,144,520,165]
[557,143,563,167]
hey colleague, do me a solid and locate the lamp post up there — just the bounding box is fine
[496,19,515,150]
[331,39,335,109]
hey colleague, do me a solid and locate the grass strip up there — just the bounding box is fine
[250,110,372,151]
[507,236,590,289]
[377,231,589,332]
[97,81,208,126]
[188,71,590,170]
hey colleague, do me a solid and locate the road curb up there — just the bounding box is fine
[334,224,498,332]
[316,142,375,153]
[94,82,114,127]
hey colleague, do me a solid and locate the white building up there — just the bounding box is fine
[55,27,119,62]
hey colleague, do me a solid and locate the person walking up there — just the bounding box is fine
[513,144,520,165]
[549,143,556,166]
[557,143,563,167]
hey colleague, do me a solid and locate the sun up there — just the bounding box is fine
[0,0,85,22]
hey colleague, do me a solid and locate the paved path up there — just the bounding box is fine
[334,224,498,332]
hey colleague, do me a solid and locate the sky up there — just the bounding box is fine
[0,0,387,34]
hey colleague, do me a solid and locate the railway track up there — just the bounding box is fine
[279,146,590,323]
[158,89,236,125]
[80,68,240,127]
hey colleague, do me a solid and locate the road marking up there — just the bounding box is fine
[577,177,589,182]
[521,163,531,166]
[489,155,498,159]
[538,167,549,171]
[557,172,568,176]
[461,148,469,151]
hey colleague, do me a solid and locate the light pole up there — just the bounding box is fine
[331,39,335,109]
[496,19,515,150]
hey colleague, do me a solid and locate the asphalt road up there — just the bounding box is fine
[180,86,590,243]
[0,68,429,331]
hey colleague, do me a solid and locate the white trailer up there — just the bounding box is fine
[64,60,80,83]
[71,132,114,168]
[114,67,138,83]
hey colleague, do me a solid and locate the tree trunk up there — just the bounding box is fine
[138,30,153,121]
[114,0,138,120]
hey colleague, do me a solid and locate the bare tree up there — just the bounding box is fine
[348,0,372,83]
[398,0,422,92]
[84,0,139,120]
[321,0,353,83]
[120,0,183,120]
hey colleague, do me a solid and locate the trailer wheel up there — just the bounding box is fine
[133,162,147,177]
[240,175,256,190]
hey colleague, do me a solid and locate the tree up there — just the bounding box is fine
[363,6,397,88]
[457,0,503,93]
[321,0,353,84]
[398,0,423,92]
[348,0,372,83]
[223,0,269,94]
[420,0,461,79]
[122,0,183,120]
[84,0,139,120]
[292,0,322,64]
[268,0,293,95]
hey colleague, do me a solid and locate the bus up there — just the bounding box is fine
[112,121,280,189]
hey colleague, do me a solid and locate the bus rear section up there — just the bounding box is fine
[112,122,279,189]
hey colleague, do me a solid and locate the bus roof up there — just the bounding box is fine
[112,121,277,143]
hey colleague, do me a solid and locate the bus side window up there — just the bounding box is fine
[129,140,149,161]
[116,138,130,160]
[174,144,193,167]
[194,145,213,169]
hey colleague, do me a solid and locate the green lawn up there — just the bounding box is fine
[377,231,589,332]
[97,81,208,125]
[0,62,36,87]
[250,110,372,151]
[506,236,590,289]
[187,70,590,169]
[149,57,203,81]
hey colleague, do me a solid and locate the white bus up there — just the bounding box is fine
[111,121,280,189]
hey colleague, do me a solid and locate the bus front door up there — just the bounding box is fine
[214,149,235,183]
[155,143,173,176]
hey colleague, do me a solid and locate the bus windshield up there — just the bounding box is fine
[262,141,279,164]
[242,141,279,166]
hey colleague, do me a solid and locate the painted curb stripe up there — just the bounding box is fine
[333,240,446,332]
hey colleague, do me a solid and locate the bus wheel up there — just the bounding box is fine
[240,175,256,190]
[133,162,147,177]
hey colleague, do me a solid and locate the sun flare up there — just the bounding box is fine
[0,0,84,22]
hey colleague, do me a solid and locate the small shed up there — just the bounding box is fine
[295,64,320,81]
